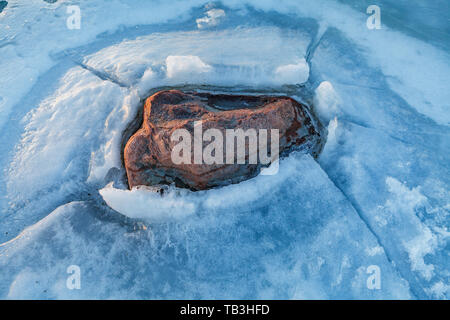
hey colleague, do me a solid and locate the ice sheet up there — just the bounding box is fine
[0,0,448,299]
[1,155,411,299]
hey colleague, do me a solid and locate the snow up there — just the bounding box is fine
[100,184,197,221]
[313,81,342,124]
[274,59,310,85]
[196,8,226,29]
[166,55,213,79]
[0,0,448,299]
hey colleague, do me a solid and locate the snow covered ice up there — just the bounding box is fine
[0,0,449,299]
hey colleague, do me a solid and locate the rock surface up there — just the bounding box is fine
[124,90,324,190]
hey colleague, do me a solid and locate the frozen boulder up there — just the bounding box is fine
[124,90,324,190]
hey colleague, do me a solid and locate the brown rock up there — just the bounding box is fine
[124,90,324,190]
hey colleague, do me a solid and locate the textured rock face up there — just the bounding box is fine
[124,90,324,190]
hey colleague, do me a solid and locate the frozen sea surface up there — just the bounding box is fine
[0,0,448,299]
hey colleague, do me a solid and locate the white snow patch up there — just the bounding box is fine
[314,81,342,123]
[274,59,309,85]
[87,90,141,184]
[385,177,437,281]
[135,68,158,96]
[319,117,340,159]
[99,185,196,221]
[427,281,450,300]
[165,55,213,79]
[365,246,385,257]
[196,9,226,29]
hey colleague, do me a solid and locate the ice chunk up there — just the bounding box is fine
[165,55,213,79]
[274,59,310,85]
[100,185,196,221]
[314,81,342,123]
[82,27,312,90]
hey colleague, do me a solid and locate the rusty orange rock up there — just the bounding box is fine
[124,90,323,190]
